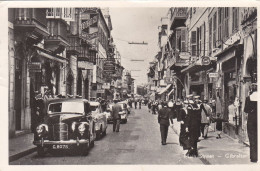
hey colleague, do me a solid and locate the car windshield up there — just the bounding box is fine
[48,102,84,114]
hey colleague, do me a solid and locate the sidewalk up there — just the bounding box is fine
[172,119,251,164]
[9,133,36,162]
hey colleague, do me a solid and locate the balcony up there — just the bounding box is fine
[14,8,49,39]
[44,19,69,53]
[67,36,81,55]
[170,8,188,30]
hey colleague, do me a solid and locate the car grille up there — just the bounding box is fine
[50,123,69,141]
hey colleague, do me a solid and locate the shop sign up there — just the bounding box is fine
[104,59,115,74]
[209,72,219,78]
[29,62,41,72]
[78,61,93,70]
[81,31,98,40]
[81,15,98,30]
[97,89,105,94]
[102,83,110,89]
[201,56,211,65]
[179,52,191,60]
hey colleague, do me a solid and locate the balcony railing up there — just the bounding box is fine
[170,8,188,29]
[45,19,68,43]
[46,8,75,22]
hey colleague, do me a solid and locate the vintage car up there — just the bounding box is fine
[89,101,107,139]
[105,104,113,123]
[33,98,96,156]
[106,103,128,124]
[119,101,131,114]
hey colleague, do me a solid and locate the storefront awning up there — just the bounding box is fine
[181,57,216,73]
[158,84,172,95]
[36,47,68,64]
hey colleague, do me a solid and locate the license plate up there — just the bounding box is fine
[52,144,69,149]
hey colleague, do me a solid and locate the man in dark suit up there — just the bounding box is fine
[158,103,173,145]
[111,99,123,132]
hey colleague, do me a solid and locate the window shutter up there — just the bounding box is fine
[191,31,197,56]
[176,29,181,51]
[217,8,223,47]
[191,45,196,57]
[209,18,212,55]
[191,31,196,44]
[181,28,186,52]
[213,12,217,48]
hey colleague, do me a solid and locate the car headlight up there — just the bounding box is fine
[36,124,48,137]
[78,122,89,135]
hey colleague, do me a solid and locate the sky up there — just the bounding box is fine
[110,8,169,86]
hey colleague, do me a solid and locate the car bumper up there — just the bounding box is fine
[33,139,89,147]
[120,114,127,119]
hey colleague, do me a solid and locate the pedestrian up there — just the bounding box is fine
[215,93,223,139]
[158,103,173,145]
[152,101,156,114]
[134,99,137,109]
[179,100,189,150]
[139,100,142,109]
[185,95,205,157]
[148,100,152,113]
[128,99,132,108]
[244,83,257,163]
[175,98,183,122]
[111,99,123,132]
[200,99,212,139]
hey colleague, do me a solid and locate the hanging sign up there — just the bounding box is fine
[201,56,211,65]
[208,72,219,78]
[179,52,191,60]
[81,31,98,40]
[29,62,41,72]
[81,15,98,30]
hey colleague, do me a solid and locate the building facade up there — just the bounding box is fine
[149,7,257,143]
[8,7,125,138]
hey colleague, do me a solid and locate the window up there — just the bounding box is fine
[191,31,197,56]
[224,7,229,39]
[209,18,212,55]
[213,12,217,48]
[218,8,223,46]
[232,7,239,33]
[197,27,200,57]
[176,29,181,51]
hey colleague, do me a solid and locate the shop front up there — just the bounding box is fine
[181,57,216,101]
[215,44,243,139]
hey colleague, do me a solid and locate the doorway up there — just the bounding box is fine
[15,60,22,130]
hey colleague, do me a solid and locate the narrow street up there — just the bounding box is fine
[10,106,203,165]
